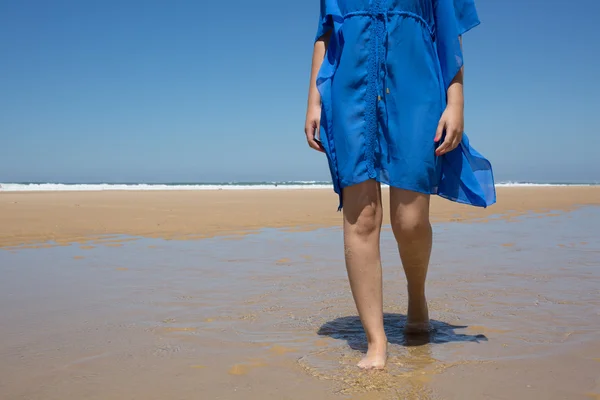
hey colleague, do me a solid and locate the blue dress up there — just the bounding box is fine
[315,0,496,210]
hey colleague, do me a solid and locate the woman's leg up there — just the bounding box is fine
[342,180,387,369]
[389,188,432,332]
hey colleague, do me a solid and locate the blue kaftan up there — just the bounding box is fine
[315,0,496,210]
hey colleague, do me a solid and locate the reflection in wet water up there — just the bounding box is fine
[302,314,490,397]
[318,313,487,349]
[294,314,489,396]
[0,207,599,399]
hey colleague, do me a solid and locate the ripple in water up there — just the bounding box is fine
[298,313,488,396]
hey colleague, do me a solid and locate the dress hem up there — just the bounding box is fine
[334,177,494,212]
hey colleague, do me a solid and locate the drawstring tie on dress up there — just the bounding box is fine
[372,7,392,163]
[344,3,393,165]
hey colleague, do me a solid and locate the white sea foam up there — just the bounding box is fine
[0,183,333,192]
[0,182,595,192]
[495,182,596,187]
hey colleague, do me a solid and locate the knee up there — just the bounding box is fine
[346,205,381,238]
[392,215,431,243]
[343,181,382,239]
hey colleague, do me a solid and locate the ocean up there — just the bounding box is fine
[0,181,598,191]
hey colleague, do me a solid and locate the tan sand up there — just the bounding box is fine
[1,186,599,248]
[1,190,599,399]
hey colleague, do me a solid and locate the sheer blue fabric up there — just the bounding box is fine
[315,0,496,210]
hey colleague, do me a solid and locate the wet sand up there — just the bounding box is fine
[1,186,599,248]
[1,188,600,399]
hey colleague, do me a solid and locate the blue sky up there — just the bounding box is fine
[1,0,598,183]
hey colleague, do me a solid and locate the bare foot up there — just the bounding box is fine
[357,341,388,370]
[405,294,430,334]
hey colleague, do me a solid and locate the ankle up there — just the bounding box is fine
[407,289,426,300]
[367,335,388,347]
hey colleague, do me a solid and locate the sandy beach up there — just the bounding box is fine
[1,186,599,248]
[1,187,599,399]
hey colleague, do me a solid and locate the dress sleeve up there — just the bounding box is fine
[452,0,480,35]
[315,0,340,42]
[435,0,496,209]
[434,0,480,90]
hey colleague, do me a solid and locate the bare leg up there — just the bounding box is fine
[342,180,387,369]
[390,188,432,333]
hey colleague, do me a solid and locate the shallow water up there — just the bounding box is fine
[0,208,599,399]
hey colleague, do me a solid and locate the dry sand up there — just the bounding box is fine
[1,186,599,248]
